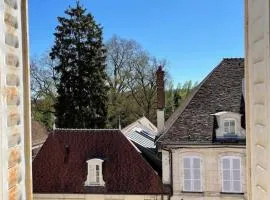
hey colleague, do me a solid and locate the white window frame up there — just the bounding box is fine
[224,118,236,135]
[183,156,203,192]
[85,158,105,186]
[221,156,242,193]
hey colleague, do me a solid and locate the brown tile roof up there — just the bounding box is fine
[157,58,245,146]
[33,129,166,194]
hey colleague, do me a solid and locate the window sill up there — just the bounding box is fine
[220,192,244,195]
[181,191,204,194]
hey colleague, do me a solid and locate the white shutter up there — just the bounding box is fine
[88,164,96,183]
[222,157,241,193]
[232,158,241,193]
[183,157,202,192]
[183,157,192,191]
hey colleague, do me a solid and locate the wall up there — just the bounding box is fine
[245,0,270,200]
[34,193,169,200]
[0,0,32,199]
[170,147,247,200]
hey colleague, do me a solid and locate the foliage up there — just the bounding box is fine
[165,80,198,120]
[106,35,167,127]
[50,2,108,128]
[30,53,57,129]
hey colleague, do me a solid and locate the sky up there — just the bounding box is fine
[29,0,244,85]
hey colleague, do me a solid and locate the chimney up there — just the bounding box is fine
[156,66,165,134]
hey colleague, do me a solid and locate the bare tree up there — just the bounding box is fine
[30,53,57,128]
[106,35,168,126]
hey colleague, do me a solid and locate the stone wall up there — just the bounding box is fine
[0,0,32,199]
[170,147,247,200]
[245,0,270,200]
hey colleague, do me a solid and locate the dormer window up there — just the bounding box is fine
[211,111,245,140]
[224,119,236,135]
[85,158,105,186]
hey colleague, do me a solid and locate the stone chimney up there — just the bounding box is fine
[156,66,165,134]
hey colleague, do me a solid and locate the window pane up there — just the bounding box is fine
[233,181,241,192]
[222,159,230,169]
[193,169,201,179]
[193,158,200,169]
[223,181,231,192]
[233,170,240,181]
[184,180,191,191]
[233,159,240,169]
[230,120,235,126]
[184,169,191,179]
[194,180,201,191]
[184,158,190,168]
[223,170,230,181]
[224,121,229,127]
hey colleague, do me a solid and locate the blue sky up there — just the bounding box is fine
[29,0,244,85]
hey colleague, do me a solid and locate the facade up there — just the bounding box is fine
[245,1,270,200]
[0,0,32,199]
[157,58,247,200]
[33,129,169,200]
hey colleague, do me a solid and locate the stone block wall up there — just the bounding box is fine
[170,147,247,200]
[0,0,31,199]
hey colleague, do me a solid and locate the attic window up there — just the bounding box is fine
[224,119,236,135]
[85,158,105,186]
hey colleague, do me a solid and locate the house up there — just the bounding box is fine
[156,58,247,200]
[122,116,158,149]
[33,129,169,200]
[122,117,162,176]
[31,120,48,159]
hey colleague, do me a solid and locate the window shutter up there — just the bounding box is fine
[183,157,202,192]
[88,164,95,183]
[232,158,241,192]
[222,157,241,193]
[184,157,192,191]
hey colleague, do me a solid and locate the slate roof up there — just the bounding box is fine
[157,58,245,146]
[33,129,166,194]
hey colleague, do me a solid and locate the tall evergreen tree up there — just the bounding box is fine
[50,2,108,128]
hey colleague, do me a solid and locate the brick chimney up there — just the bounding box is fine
[156,66,165,134]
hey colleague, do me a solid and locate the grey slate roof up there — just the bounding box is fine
[157,58,245,146]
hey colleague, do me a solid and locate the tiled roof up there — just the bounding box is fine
[33,129,166,194]
[157,58,245,146]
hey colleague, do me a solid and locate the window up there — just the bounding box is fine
[183,156,202,192]
[85,158,105,186]
[224,119,236,134]
[221,156,241,193]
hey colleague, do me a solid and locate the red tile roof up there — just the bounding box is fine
[33,129,166,194]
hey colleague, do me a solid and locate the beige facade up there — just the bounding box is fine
[34,193,168,200]
[169,147,247,200]
[245,0,270,200]
[0,0,32,199]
